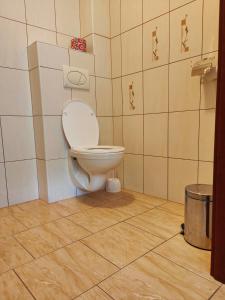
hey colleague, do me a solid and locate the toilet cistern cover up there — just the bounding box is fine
[62,100,99,149]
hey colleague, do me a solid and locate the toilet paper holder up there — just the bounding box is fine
[191,57,217,83]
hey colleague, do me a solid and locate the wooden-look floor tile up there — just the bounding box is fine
[98,197,153,216]
[75,286,112,300]
[88,190,125,201]
[123,190,167,207]
[16,242,118,300]
[126,208,183,240]
[0,215,26,237]
[157,201,184,217]
[99,252,218,300]
[211,286,225,300]
[82,222,163,268]
[10,202,61,228]
[0,236,33,274]
[68,207,130,233]
[0,270,34,300]
[154,235,218,283]
[0,207,11,218]
[15,218,90,258]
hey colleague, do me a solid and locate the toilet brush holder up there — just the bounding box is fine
[106,178,121,193]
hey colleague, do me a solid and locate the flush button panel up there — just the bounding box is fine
[63,65,90,90]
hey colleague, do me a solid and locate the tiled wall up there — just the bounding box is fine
[0,0,80,207]
[80,0,114,147]
[110,0,219,203]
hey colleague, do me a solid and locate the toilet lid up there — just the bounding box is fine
[62,100,99,149]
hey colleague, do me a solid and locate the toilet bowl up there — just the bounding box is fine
[62,100,125,192]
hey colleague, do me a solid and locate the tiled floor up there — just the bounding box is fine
[0,190,223,299]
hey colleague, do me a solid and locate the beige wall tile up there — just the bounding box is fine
[168,158,198,203]
[201,52,218,109]
[6,160,38,205]
[203,0,219,54]
[144,113,168,157]
[199,109,215,162]
[169,111,199,160]
[113,117,123,146]
[112,78,123,116]
[98,117,114,145]
[0,0,25,22]
[42,116,68,160]
[170,0,203,62]
[111,36,122,78]
[80,0,92,37]
[110,0,121,37]
[27,26,57,46]
[169,57,201,112]
[144,156,168,199]
[57,33,73,49]
[46,159,75,202]
[34,42,69,70]
[122,26,142,75]
[55,0,80,36]
[96,77,113,116]
[143,0,169,23]
[92,0,110,37]
[25,0,56,31]
[170,0,194,10]
[0,18,27,69]
[29,68,42,115]
[144,65,168,113]
[1,117,35,161]
[93,35,111,78]
[36,159,48,201]
[121,0,142,32]
[69,51,95,75]
[123,115,143,154]
[0,68,32,116]
[39,67,71,115]
[198,161,214,185]
[72,76,96,113]
[143,14,169,70]
[122,72,143,115]
[124,154,143,193]
[115,161,124,186]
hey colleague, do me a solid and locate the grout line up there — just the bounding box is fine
[167,0,171,201]
[53,0,58,45]
[0,117,9,206]
[141,0,144,194]
[153,250,221,286]
[13,270,37,300]
[208,286,224,300]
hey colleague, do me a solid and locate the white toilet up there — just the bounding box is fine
[62,100,125,192]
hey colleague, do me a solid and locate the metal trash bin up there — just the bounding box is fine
[184,184,213,250]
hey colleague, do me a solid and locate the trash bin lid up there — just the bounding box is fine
[185,184,213,201]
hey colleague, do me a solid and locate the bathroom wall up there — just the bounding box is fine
[110,0,219,203]
[30,0,113,203]
[80,0,114,147]
[0,0,80,207]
